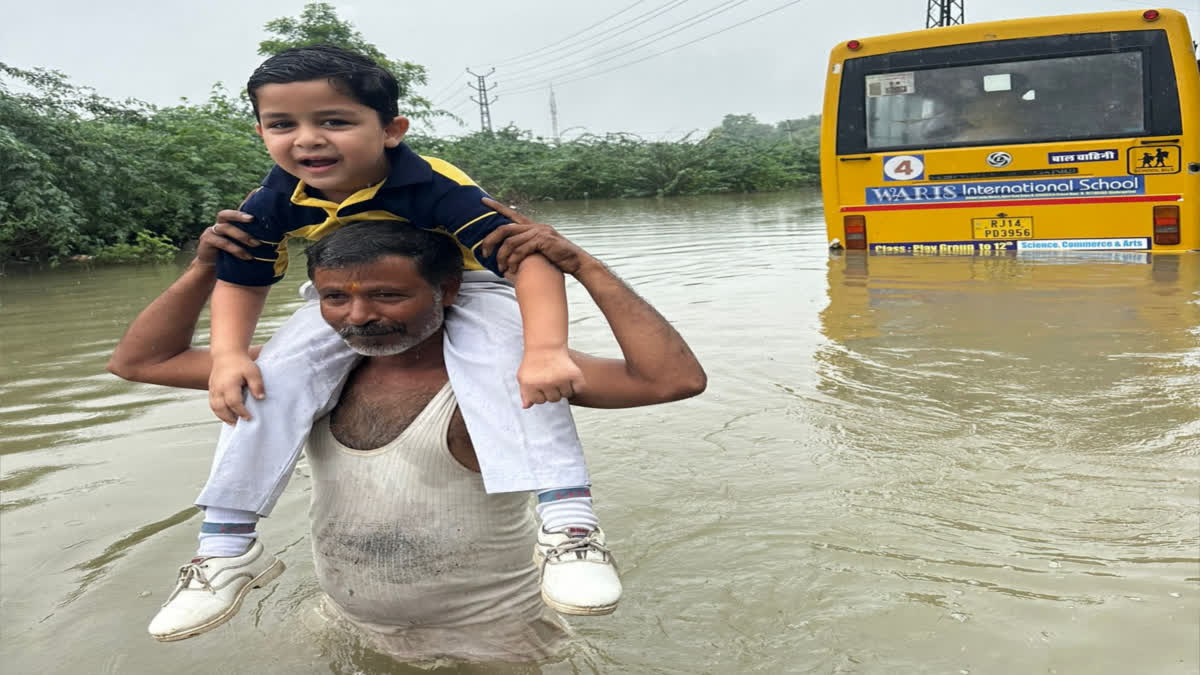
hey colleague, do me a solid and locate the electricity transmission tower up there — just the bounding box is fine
[467,68,497,133]
[926,0,964,28]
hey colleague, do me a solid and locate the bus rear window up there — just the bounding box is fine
[865,51,1145,149]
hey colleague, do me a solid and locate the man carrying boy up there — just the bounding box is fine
[147,45,622,640]
[109,218,706,660]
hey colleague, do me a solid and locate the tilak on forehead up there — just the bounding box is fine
[348,281,361,292]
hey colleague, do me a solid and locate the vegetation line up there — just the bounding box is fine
[0,3,819,265]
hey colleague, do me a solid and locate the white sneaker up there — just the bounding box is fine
[534,527,622,615]
[147,540,285,642]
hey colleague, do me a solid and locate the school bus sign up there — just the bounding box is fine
[1127,145,1180,174]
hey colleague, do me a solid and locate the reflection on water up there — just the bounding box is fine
[815,252,1199,637]
[1,190,1197,673]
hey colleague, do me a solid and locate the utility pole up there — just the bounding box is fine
[926,0,964,28]
[549,85,560,142]
[467,68,497,134]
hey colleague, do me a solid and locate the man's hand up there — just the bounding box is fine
[480,198,589,276]
[518,347,585,408]
[208,353,265,423]
[195,211,261,266]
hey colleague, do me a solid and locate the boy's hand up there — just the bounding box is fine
[518,347,585,408]
[208,353,266,423]
[195,211,261,266]
[480,198,588,276]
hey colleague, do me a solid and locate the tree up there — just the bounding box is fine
[0,63,270,264]
[257,2,439,122]
[709,114,777,142]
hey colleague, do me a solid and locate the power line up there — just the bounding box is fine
[501,0,749,91]
[482,0,650,69]
[485,0,692,78]
[433,87,470,109]
[437,94,474,125]
[504,0,814,97]
[500,0,742,90]
[501,0,753,92]
[427,77,466,107]
[444,95,472,112]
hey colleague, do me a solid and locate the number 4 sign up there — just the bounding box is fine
[883,154,925,181]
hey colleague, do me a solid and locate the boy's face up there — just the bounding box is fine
[254,79,409,203]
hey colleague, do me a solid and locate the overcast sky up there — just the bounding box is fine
[3,1,1197,139]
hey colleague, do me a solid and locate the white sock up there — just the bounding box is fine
[196,506,259,558]
[536,487,600,533]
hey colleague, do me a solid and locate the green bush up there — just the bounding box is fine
[3,37,819,266]
[0,62,271,264]
[92,230,179,264]
[406,114,821,202]
[2,3,822,265]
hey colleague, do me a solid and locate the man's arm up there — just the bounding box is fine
[107,213,264,390]
[480,200,706,408]
[567,257,707,408]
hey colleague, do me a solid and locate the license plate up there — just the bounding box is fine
[972,217,1034,240]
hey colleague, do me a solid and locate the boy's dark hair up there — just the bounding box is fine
[247,45,401,126]
[306,223,463,287]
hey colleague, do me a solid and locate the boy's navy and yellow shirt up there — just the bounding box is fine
[216,144,510,286]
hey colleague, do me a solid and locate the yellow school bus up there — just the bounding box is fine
[820,9,1199,254]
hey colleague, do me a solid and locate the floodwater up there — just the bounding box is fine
[1,190,1197,674]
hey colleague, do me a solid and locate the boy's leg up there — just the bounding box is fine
[149,289,360,641]
[194,298,359,518]
[443,271,621,616]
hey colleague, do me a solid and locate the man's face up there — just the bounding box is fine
[254,79,409,204]
[313,256,457,357]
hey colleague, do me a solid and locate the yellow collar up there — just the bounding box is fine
[290,178,386,211]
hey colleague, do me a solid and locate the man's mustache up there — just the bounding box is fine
[337,322,406,338]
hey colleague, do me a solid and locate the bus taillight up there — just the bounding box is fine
[1153,205,1180,245]
[1142,10,1160,21]
[844,215,867,249]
